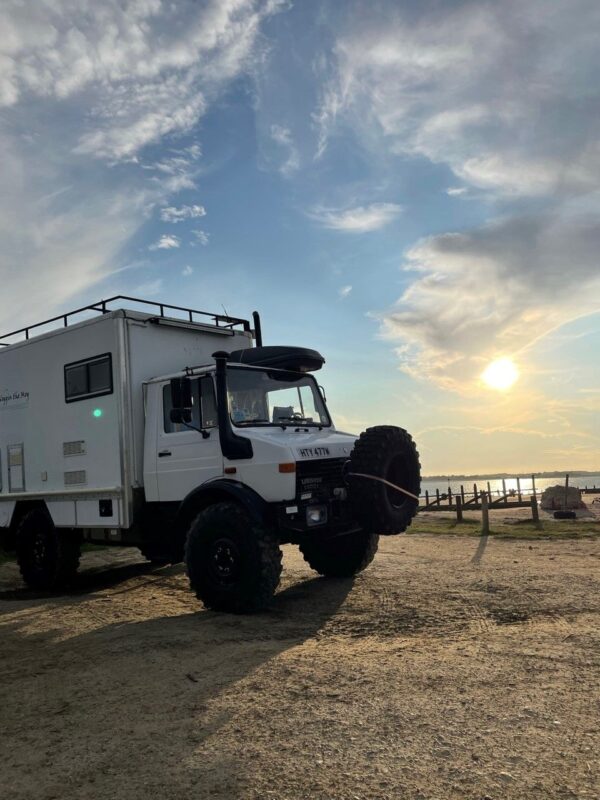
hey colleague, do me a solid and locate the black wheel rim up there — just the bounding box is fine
[208,537,241,586]
[32,530,48,569]
[385,455,408,509]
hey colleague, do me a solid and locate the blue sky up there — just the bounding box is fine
[1,0,599,473]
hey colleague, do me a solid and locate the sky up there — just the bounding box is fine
[0,0,598,475]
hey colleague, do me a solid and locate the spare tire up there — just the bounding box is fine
[348,425,421,535]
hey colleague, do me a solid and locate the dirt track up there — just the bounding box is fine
[1,534,599,800]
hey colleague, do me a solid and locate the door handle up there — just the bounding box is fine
[158,450,172,458]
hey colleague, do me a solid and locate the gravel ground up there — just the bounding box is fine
[1,534,599,800]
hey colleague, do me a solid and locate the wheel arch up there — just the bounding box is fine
[174,479,271,542]
[1,500,49,552]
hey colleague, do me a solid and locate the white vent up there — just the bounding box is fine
[64,470,87,486]
[63,440,86,457]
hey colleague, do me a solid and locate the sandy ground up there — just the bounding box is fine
[1,534,599,800]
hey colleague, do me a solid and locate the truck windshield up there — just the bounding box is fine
[227,367,330,428]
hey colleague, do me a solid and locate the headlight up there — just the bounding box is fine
[306,505,328,526]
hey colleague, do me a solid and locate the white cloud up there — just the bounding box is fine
[1,1,284,162]
[310,202,402,233]
[313,1,600,391]
[381,212,600,389]
[338,285,352,299]
[182,265,193,277]
[149,234,180,250]
[270,124,300,177]
[316,1,600,196]
[160,204,206,223]
[0,0,282,329]
[192,230,210,246]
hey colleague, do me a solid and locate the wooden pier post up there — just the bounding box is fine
[564,473,570,511]
[481,491,490,536]
[425,489,429,506]
[456,496,463,522]
[436,488,440,506]
[487,481,492,501]
[531,495,539,524]
[517,476,522,503]
[473,483,478,505]
[531,474,536,500]
[502,478,508,505]
[448,487,453,506]
[460,484,465,505]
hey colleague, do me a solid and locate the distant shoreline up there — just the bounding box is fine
[423,470,599,481]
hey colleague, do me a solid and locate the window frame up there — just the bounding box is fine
[162,374,218,434]
[64,353,114,404]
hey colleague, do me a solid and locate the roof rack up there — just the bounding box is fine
[0,295,251,346]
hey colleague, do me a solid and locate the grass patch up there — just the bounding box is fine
[408,517,600,540]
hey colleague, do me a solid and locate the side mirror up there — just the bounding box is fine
[170,408,192,424]
[170,377,193,409]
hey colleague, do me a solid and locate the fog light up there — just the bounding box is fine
[306,505,327,526]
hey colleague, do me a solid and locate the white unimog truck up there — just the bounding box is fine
[0,297,420,612]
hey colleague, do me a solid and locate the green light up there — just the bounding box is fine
[93,408,103,418]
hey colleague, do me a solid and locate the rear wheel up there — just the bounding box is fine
[299,528,379,577]
[349,425,421,534]
[185,502,282,613]
[16,509,81,590]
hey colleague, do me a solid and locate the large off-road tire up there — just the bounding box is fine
[299,528,379,577]
[185,502,282,613]
[348,425,421,535]
[16,509,81,590]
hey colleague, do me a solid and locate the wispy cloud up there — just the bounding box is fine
[192,229,210,246]
[314,0,600,391]
[315,1,600,197]
[310,202,402,233]
[149,234,181,250]
[0,0,283,329]
[270,124,300,177]
[160,204,206,223]
[338,285,353,298]
[381,212,600,389]
[182,265,193,277]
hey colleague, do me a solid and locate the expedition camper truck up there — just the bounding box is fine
[0,297,421,612]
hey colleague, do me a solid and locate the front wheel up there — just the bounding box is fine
[185,502,282,613]
[299,528,379,578]
[16,509,81,590]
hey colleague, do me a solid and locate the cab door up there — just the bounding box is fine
[155,376,222,502]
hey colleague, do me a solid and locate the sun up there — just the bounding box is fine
[482,358,519,391]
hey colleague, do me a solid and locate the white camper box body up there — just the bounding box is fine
[0,309,252,533]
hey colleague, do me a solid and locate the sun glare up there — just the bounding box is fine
[482,358,519,391]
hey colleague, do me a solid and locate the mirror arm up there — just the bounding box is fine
[181,421,210,439]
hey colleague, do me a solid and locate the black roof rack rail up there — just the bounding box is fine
[0,295,251,346]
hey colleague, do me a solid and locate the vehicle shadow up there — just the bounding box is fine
[0,553,183,604]
[0,572,354,799]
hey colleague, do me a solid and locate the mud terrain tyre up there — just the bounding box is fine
[185,502,282,613]
[348,425,421,535]
[16,509,81,590]
[299,529,379,577]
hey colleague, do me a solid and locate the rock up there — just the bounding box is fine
[540,485,583,510]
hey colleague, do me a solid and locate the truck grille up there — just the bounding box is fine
[296,457,348,498]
